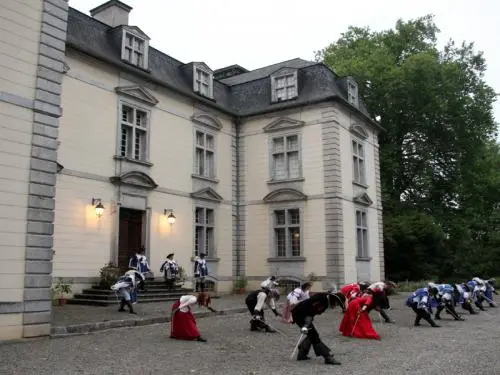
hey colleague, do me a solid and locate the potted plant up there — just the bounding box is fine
[52,279,72,306]
[99,263,122,289]
[233,276,247,294]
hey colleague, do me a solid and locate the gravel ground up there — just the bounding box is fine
[2,297,499,375]
[52,295,249,326]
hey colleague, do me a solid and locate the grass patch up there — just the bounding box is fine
[394,280,433,293]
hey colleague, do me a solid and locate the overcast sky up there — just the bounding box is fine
[69,0,500,123]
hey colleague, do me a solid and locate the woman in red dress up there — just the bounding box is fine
[170,295,207,342]
[339,292,383,340]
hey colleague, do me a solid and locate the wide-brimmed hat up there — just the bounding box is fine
[167,253,174,258]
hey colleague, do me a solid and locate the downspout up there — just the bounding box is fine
[235,116,242,277]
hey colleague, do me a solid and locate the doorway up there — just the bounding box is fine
[118,207,144,271]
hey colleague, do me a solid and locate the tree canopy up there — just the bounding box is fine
[318,15,499,281]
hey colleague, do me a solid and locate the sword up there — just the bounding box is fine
[351,311,362,337]
[290,333,305,360]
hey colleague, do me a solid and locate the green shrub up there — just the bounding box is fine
[99,263,122,288]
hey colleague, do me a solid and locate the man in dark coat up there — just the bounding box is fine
[292,291,345,365]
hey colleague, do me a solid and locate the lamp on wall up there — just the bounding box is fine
[164,209,176,224]
[92,198,105,218]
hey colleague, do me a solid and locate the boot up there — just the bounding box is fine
[118,300,126,312]
[414,316,421,326]
[296,336,312,361]
[264,325,277,333]
[126,301,137,314]
[435,306,444,320]
[250,319,259,331]
[475,301,485,311]
[380,309,395,323]
[313,342,341,365]
[424,315,440,327]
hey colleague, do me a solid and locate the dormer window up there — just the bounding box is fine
[348,80,358,107]
[270,69,298,103]
[121,28,149,69]
[193,64,214,99]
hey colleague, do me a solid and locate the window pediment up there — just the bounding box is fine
[192,113,222,131]
[191,187,223,203]
[263,188,307,203]
[350,124,369,139]
[122,25,150,40]
[270,67,297,77]
[110,171,158,190]
[115,85,158,106]
[354,193,373,206]
[194,62,213,74]
[263,117,305,133]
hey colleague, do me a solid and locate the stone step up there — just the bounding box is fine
[73,292,186,301]
[83,288,189,295]
[67,294,221,306]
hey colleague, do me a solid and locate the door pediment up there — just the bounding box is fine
[110,171,158,190]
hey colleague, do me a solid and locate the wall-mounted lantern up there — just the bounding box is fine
[164,209,176,224]
[92,198,105,218]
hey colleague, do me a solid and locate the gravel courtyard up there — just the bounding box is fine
[1,297,499,375]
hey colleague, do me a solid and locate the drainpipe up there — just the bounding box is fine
[235,116,242,277]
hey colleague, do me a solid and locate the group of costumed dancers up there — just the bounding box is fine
[111,258,497,367]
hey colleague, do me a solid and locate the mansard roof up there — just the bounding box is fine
[66,7,379,128]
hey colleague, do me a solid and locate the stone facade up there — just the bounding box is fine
[0,0,68,340]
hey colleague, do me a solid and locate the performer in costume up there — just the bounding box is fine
[111,272,140,314]
[341,281,370,303]
[261,276,279,291]
[406,285,440,327]
[197,292,217,312]
[485,278,497,306]
[283,282,312,323]
[367,281,396,324]
[124,268,146,302]
[433,283,464,321]
[170,295,207,342]
[467,277,488,310]
[128,250,140,271]
[245,288,281,332]
[454,283,478,314]
[160,253,179,289]
[292,291,345,365]
[339,284,387,339]
[193,253,208,292]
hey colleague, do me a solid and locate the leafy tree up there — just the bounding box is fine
[317,15,499,280]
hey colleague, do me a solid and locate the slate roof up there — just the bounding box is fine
[66,7,379,128]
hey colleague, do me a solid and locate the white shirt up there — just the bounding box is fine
[287,288,310,305]
[178,295,197,312]
[255,291,276,311]
[261,278,278,289]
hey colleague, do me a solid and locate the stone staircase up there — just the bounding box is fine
[68,279,195,306]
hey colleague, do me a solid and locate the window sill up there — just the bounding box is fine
[114,155,153,167]
[355,257,372,262]
[267,257,306,263]
[192,174,219,183]
[271,96,298,104]
[194,91,216,102]
[190,256,220,262]
[352,180,369,189]
[267,177,304,185]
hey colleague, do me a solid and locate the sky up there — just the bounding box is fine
[69,0,500,123]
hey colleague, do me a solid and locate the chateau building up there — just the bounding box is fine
[0,0,384,339]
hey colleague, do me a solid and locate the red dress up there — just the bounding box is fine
[339,295,380,340]
[341,283,361,301]
[170,300,201,340]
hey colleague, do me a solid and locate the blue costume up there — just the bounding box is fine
[467,278,489,311]
[406,287,440,327]
[485,278,497,307]
[455,283,478,314]
[432,284,463,321]
[194,254,209,292]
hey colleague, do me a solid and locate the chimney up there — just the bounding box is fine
[90,0,132,27]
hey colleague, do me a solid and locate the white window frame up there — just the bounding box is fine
[194,128,216,179]
[352,138,366,185]
[355,209,369,258]
[348,80,358,107]
[272,208,302,257]
[121,30,149,69]
[270,133,302,181]
[117,101,151,162]
[194,206,215,257]
[193,65,214,99]
[271,71,298,102]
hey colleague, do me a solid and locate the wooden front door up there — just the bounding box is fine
[118,208,143,271]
